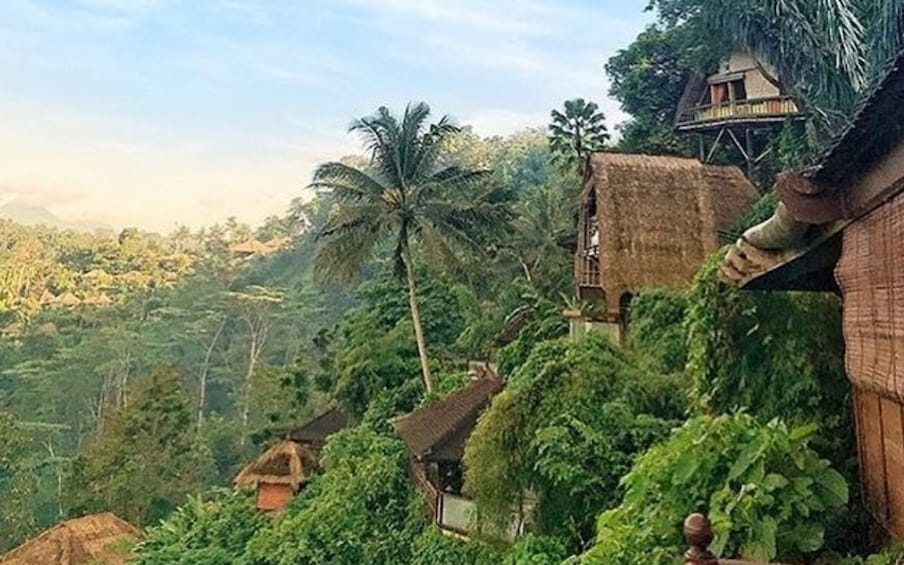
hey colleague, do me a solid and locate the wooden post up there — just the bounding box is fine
[684,513,719,565]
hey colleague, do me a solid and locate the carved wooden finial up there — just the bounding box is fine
[684,513,719,565]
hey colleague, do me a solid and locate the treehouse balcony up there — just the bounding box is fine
[676,96,802,132]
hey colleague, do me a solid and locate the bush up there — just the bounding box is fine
[409,527,502,565]
[464,333,683,546]
[628,291,689,373]
[244,425,421,565]
[579,414,848,565]
[134,489,265,565]
[503,534,568,564]
[686,254,851,467]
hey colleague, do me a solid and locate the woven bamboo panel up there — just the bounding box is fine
[852,387,904,538]
[836,190,904,401]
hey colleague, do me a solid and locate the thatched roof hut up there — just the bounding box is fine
[53,292,81,309]
[230,239,270,256]
[576,153,759,321]
[235,440,317,489]
[235,440,318,512]
[83,293,113,308]
[0,513,138,565]
[39,289,57,305]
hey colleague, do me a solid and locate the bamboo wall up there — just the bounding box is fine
[837,190,904,538]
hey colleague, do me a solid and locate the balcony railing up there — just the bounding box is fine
[435,492,522,541]
[578,252,601,288]
[677,96,801,128]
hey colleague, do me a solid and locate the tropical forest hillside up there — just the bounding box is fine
[3,1,904,565]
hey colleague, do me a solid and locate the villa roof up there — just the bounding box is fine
[287,407,350,446]
[581,153,758,305]
[391,376,503,461]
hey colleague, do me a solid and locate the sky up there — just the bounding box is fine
[0,0,653,232]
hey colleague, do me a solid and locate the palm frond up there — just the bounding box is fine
[309,162,389,202]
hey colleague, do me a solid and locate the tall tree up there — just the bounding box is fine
[66,367,213,527]
[548,98,610,176]
[0,412,36,551]
[310,102,506,393]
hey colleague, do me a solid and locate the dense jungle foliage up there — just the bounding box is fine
[4,1,904,564]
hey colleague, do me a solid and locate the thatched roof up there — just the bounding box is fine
[234,440,317,489]
[580,153,758,314]
[391,376,503,462]
[265,236,292,251]
[0,513,138,565]
[54,292,81,308]
[288,407,350,447]
[39,289,57,304]
[83,293,113,307]
[230,240,270,255]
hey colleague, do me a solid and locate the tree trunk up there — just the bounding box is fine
[197,319,225,431]
[239,318,268,447]
[401,244,434,393]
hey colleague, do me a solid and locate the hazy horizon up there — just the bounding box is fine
[1,0,652,232]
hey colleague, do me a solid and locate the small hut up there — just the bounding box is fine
[720,49,904,543]
[53,292,81,309]
[83,293,113,308]
[234,440,318,513]
[391,375,503,537]
[287,407,350,459]
[574,153,758,342]
[0,512,138,565]
[229,240,271,258]
[676,51,802,131]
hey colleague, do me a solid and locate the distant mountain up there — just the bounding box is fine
[0,201,110,232]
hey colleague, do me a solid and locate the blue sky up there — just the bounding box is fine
[0,0,652,231]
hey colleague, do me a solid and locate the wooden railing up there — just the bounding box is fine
[677,96,800,127]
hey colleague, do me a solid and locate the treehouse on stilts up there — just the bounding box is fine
[676,51,805,175]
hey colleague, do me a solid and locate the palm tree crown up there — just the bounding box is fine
[548,98,610,176]
[310,102,508,392]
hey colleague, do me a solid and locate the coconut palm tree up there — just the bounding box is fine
[310,102,506,393]
[548,98,610,176]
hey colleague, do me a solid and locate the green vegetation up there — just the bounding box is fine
[464,333,684,546]
[5,1,904,563]
[580,414,848,564]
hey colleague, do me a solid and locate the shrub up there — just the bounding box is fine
[134,489,265,565]
[464,333,683,546]
[244,425,421,565]
[579,414,848,565]
[628,291,689,373]
[409,527,502,565]
[685,254,851,466]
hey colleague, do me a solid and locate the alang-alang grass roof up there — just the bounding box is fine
[234,440,318,490]
[580,153,759,312]
[0,513,138,565]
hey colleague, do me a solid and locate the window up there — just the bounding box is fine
[730,79,747,102]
